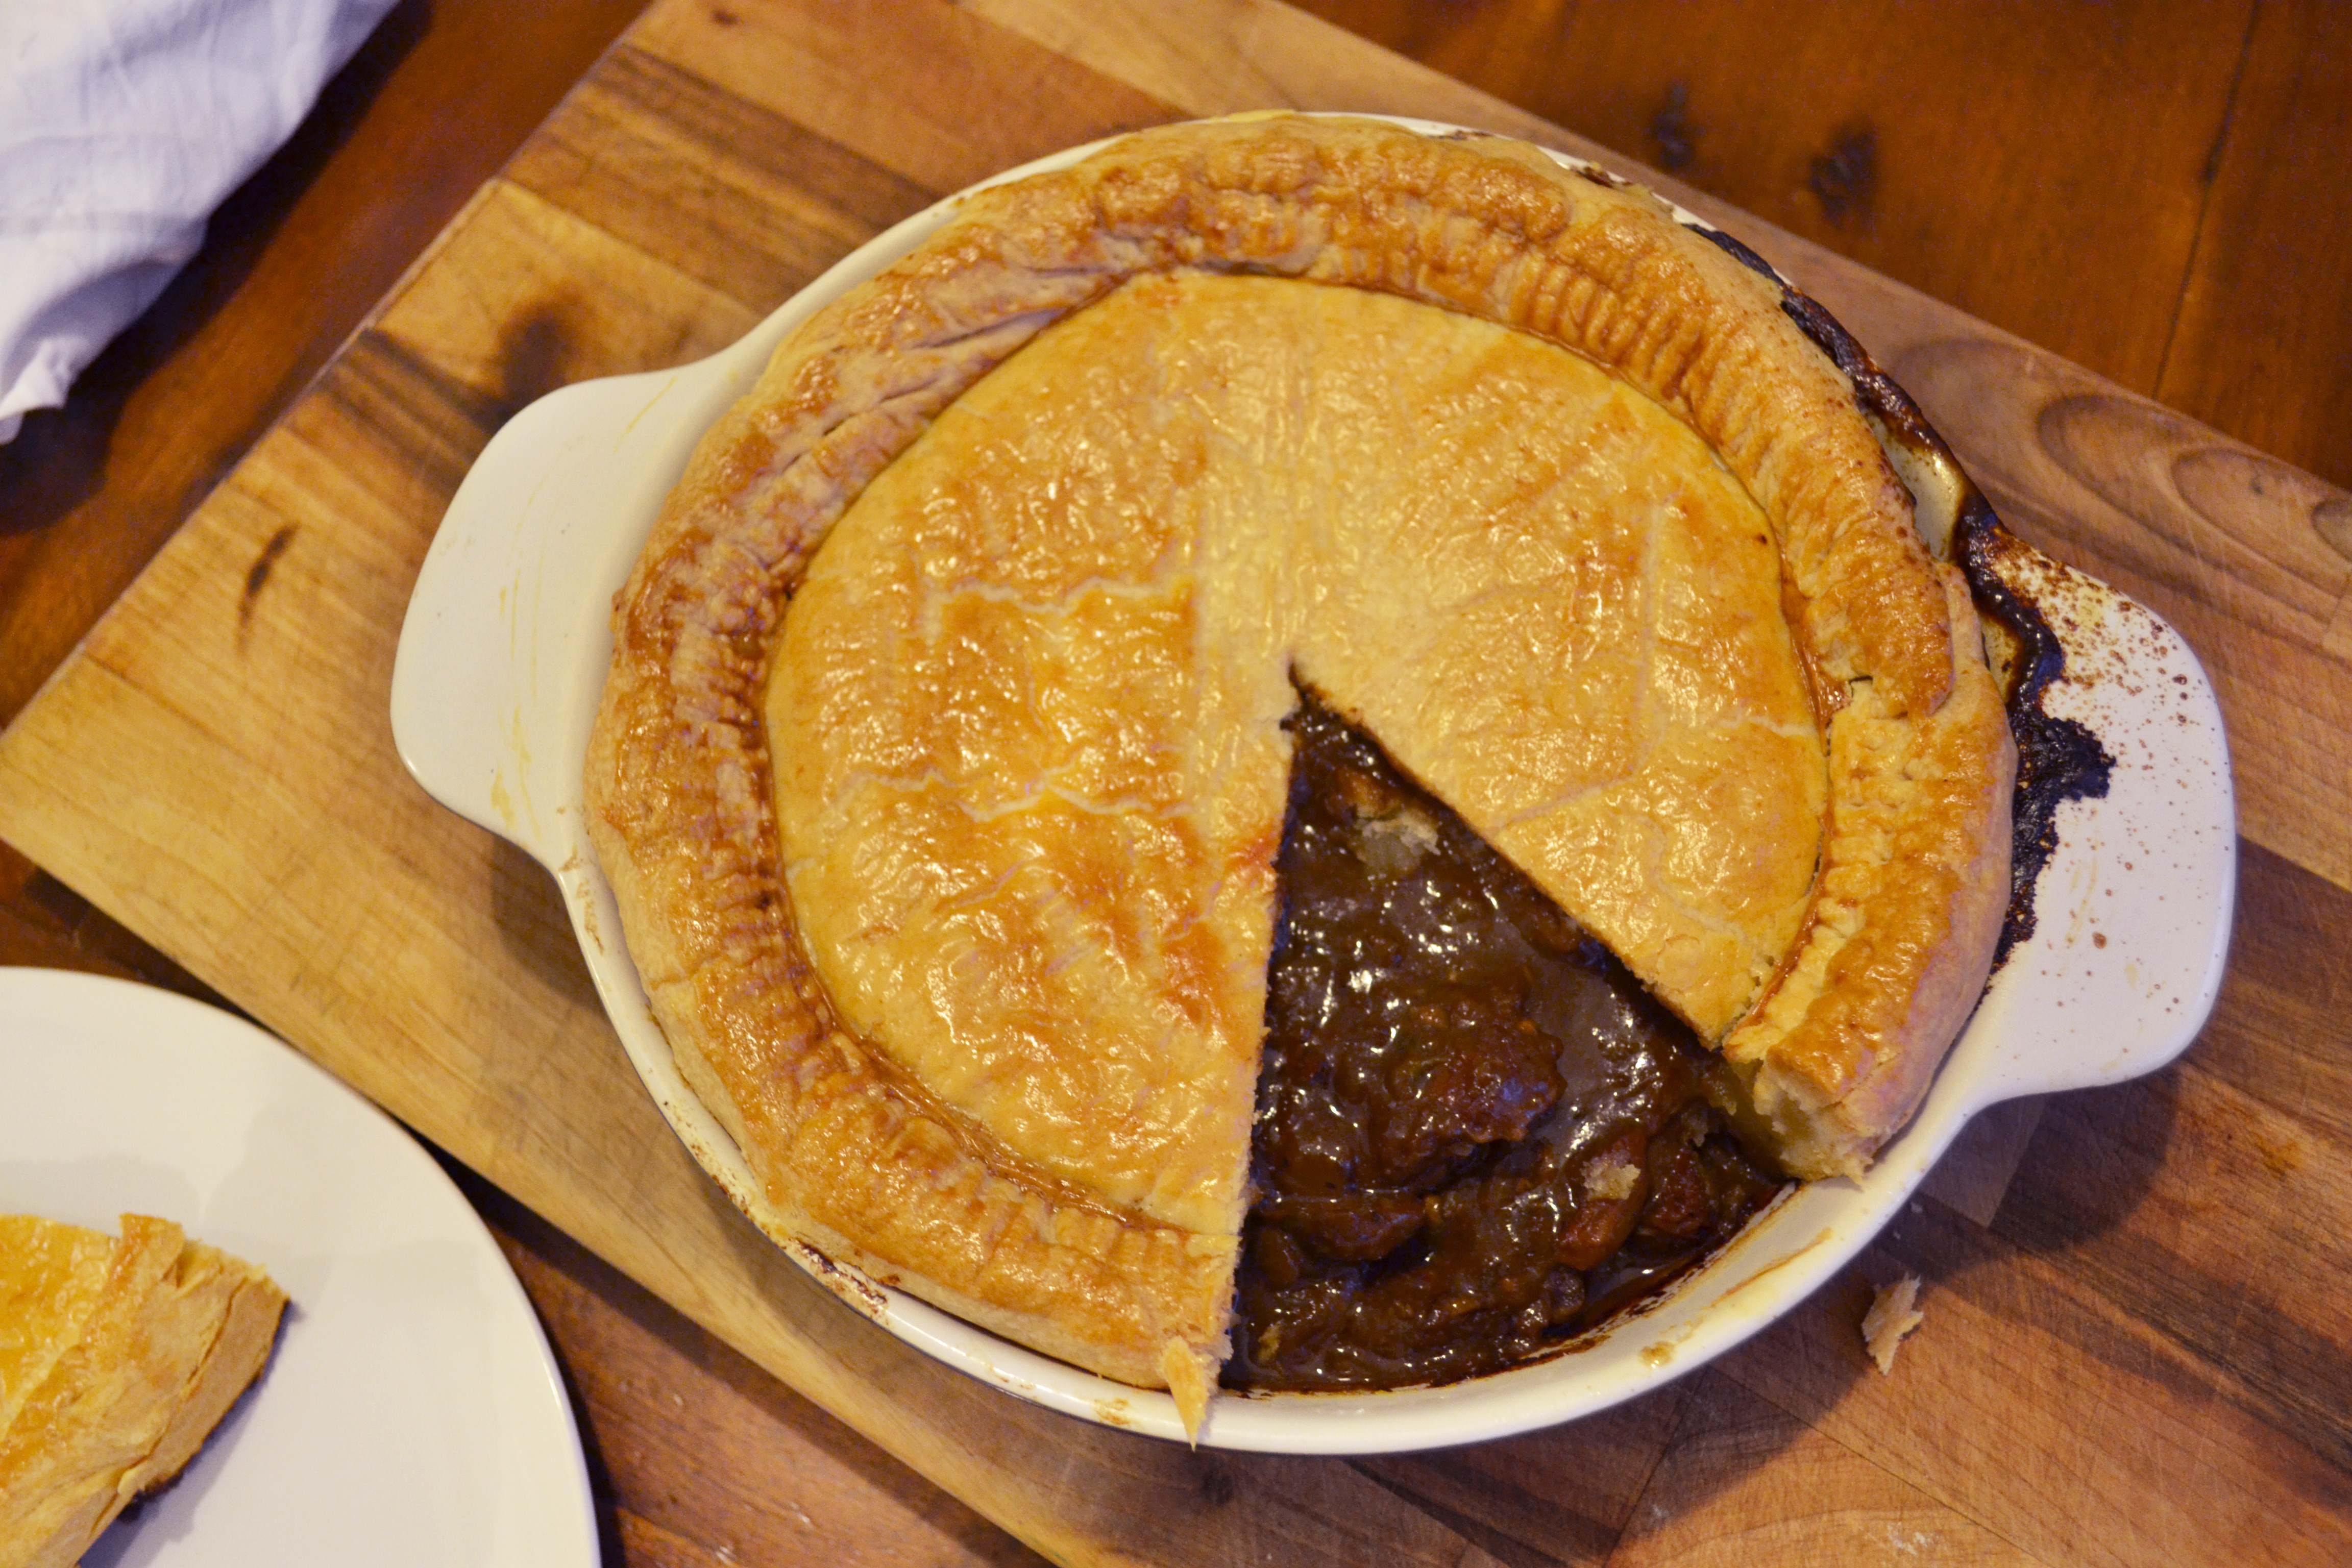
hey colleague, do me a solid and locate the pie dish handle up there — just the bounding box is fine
[1938,540,2237,1112]
[391,358,765,868]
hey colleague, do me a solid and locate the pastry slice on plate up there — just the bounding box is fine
[0,1213,286,1567]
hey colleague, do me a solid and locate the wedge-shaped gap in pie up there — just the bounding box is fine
[1236,688,1786,1391]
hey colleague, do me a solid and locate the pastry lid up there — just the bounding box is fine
[391,115,2234,1453]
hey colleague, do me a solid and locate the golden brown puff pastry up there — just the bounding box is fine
[585,114,2016,1429]
[0,1214,286,1567]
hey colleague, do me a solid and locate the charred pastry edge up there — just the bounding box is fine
[1957,501,2117,961]
[585,115,2022,1425]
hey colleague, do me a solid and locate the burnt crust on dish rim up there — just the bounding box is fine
[583,114,2063,1427]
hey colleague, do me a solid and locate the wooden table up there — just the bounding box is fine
[4,3,2348,1563]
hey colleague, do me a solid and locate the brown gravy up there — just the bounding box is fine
[1227,694,1785,1391]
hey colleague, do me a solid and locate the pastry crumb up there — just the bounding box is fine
[1584,1156,1641,1202]
[1862,1275,1925,1374]
[1354,807,1438,877]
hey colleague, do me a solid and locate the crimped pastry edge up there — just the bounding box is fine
[1720,565,2017,1178]
[583,112,2016,1417]
[587,794,1237,1400]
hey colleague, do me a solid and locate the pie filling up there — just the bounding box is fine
[1231,692,1785,1391]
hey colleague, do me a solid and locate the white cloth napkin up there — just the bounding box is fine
[0,0,399,443]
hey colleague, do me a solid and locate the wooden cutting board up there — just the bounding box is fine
[3,1,2348,1562]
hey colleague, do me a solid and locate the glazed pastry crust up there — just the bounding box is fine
[1721,564,2015,1177]
[585,114,2016,1422]
[770,271,1824,1241]
[0,1215,286,1568]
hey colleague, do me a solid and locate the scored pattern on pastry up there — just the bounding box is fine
[586,116,2015,1429]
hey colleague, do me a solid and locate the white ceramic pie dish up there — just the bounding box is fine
[390,116,2235,1454]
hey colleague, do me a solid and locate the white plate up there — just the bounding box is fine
[0,969,600,1566]
[390,116,2236,1453]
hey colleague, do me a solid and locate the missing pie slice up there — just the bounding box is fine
[585,115,2015,1432]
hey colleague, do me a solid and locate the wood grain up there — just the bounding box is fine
[1610,1371,2038,1567]
[467,1170,1046,1567]
[1358,1393,1694,1564]
[2,1,2350,1563]
[1294,0,2352,503]
[1723,1196,2352,1565]
[0,0,649,726]
[1293,0,2254,400]
[2157,0,2352,492]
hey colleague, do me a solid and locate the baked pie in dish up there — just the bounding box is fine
[584,114,2017,1432]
